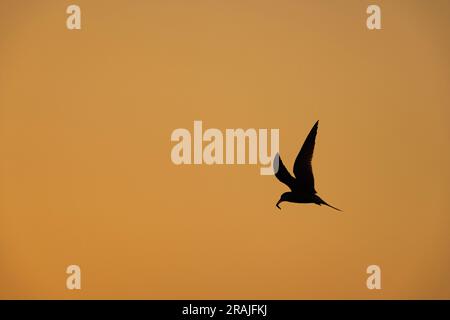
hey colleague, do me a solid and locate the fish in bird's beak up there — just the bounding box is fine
[276,199,282,209]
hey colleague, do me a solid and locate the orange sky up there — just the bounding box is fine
[1,0,449,299]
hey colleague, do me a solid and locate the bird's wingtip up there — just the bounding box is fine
[273,153,281,173]
[273,153,281,163]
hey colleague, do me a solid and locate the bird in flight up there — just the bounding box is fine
[274,121,341,211]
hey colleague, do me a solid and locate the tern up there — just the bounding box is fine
[274,121,341,211]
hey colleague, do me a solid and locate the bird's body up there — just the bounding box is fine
[274,121,341,211]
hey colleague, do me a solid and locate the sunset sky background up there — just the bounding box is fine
[1,0,449,299]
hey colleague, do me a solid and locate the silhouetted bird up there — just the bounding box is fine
[274,121,341,211]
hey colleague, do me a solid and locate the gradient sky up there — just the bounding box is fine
[1,0,449,299]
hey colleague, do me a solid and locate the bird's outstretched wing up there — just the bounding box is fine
[293,121,318,193]
[273,153,296,191]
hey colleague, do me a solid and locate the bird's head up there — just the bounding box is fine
[276,192,292,210]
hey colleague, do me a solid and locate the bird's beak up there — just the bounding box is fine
[276,200,282,209]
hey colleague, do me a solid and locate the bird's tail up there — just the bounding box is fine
[315,195,342,212]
